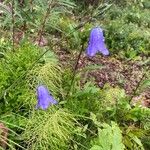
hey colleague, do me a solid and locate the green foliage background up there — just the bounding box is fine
[0,0,150,150]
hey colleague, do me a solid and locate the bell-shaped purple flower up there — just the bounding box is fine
[36,85,58,110]
[86,27,109,57]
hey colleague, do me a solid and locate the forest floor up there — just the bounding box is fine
[57,50,150,107]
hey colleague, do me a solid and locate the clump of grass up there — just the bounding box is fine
[37,62,62,97]
[0,42,41,113]
[0,113,27,150]
[23,107,76,150]
[25,49,63,107]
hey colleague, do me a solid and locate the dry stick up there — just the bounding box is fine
[0,123,8,149]
[12,0,15,51]
[37,0,54,45]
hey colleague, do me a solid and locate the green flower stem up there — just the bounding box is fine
[67,41,85,97]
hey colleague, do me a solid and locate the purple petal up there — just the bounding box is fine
[86,45,97,57]
[49,95,58,105]
[86,27,109,57]
[97,42,109,56]
[99,48,109,56]
[36,85,58,110]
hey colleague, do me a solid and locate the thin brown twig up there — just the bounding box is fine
[0,123,8,149]
[30,0,33,13]
[37,0,54,45]
[12,0,15,51]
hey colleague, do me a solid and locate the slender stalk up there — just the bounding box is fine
[65,5,112,97]
[74,4,112,30]
[66,42,85,97]
[72,43,85,83]
[12,0,15,51]
[30,0,33,13]
[37,0,54,45]
[0,123,8,149]
[65,4,112,97]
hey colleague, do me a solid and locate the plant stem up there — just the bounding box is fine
[72,43,85,82]
[37,0,54,45]
[30,0,33,12]
[0,123,8,149]
[12,0,15,51]
[67,42,85,97]
[65,5,112,97]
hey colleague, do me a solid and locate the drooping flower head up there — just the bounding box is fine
[86,27,109,57]
[36,85,58,110]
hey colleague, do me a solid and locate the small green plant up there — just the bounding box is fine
[23,107,76,150]
[0,1,149,149]
[90,121,125,150]
[64,79,101,116]
[0,42,40,113]
[101,4,150,58]
[0,113,27,149]
[0,0,75,31]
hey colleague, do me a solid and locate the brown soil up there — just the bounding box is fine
[57,51,150,107]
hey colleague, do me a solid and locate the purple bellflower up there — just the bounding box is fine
[86,27,109,57]
[36,85,58,110]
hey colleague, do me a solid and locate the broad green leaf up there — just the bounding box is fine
[90,145,103,150]
[90,122,125,150]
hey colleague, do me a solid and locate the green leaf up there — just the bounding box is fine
[140,79,150,91]
[90,145,103,150]
[90,122,125,150]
